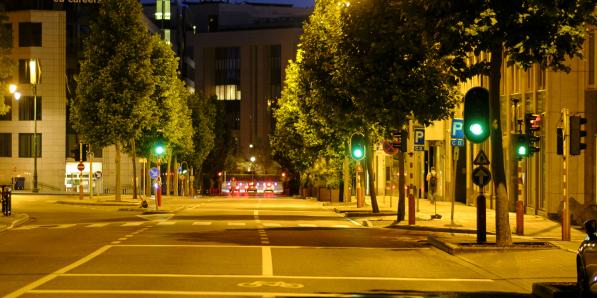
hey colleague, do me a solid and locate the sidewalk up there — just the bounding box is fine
[326,195,587,253]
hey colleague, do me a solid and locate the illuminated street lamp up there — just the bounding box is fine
[9,84,21,100]
[29,59,41,193]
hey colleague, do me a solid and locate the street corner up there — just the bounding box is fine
[0,213,31,232]
[55,198,139,207]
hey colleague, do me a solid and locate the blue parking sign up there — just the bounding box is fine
[451,119,464,139]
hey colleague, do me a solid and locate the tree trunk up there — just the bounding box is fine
[490,47,513,246]
[397,151,405,221]
[365,139,380,213]
[343,155,351,202]
[115,143,121,201]
[174,155,179,197]
[131,140,138,200]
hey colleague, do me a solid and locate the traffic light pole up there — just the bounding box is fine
[561,108,570,241]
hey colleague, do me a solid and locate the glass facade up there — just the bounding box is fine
[18,96,41,121]
[215,47,241,101]
[0,133,10,157]
[18,22,41,47]
[18,133,41,158]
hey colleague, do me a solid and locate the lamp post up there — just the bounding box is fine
[29,59,40,193]
[155,145,165,210]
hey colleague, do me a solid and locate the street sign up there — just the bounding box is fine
[77,162,85,172]
[473,150,490,165]
[451,119,464,139]
[451,139,465,147]
[382,140,398,155]
[149,167,159,179]
[414,128,425,145]
[472,166,492,187]
[414,145,425,151]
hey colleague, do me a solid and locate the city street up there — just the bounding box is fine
[0,195,575,297]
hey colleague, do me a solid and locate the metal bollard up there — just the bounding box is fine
[1,185,12,216]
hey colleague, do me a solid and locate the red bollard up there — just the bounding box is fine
[157,186,162,207]
[408,192,415,225]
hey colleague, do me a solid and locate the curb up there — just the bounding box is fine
[427,235,559,255]
[55,200,139,207]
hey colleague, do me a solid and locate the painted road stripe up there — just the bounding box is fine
[86,223,110,228]
[333,225,350,228]
[121,222,144,226]
[157,221,176,226]
[263,223,281,227]
[3,245,112,298]
[51,224,77,229]
[227,222,246,226]
[298,224,317,227]
[262,246,273,276]
[59,273,494,282]
[26,289,357,297]
[192,222,212,226]
[114,244,428,250]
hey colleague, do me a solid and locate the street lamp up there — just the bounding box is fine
[9,84,21,100]
[29,59,41,193]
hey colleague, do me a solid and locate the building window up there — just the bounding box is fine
[0,97,12,121]
[208,15,218,32]
[537,65,546,90]
[270,45,281,98]
[18,96,42,121]
[163,29,171,45]
[0,133,11,157]
[19,133,41,157]
[215,47,241,101]
[18,59,42,84]
[155,0,171,20]
[589,31,595,86]
[18,22,42,47]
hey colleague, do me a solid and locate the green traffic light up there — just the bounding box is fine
[517,145,527,156]
[155,145,164,155]
[469,123,484,136]
[463,87,490,143]
[350,133,366,161]
[353,148,364,159]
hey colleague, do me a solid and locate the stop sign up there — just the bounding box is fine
[77,162,85,171]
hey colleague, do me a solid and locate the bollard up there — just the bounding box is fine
[1,185,12,216]
[408,190,415,225]
[477,195,486,243]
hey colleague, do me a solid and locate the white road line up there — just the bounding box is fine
[51,224,77,229]
[298,224,317,227]
[157,222,176,226]
[227,222,246,226]
[121,222,144,226]
[263,223,281,227]
[333,225,350,228]
[192,222,212,226]
[262,246,273,276]
[85,223,110,228]
[115,244,428,250]
[59,273,495,282]
[26,290,352,297]
[3,245,112,298]
[13,225,38,230]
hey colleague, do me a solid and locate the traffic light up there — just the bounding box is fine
[72,144,87,161]
[154,144,165,156]
[463,87,490,143]
[350,133,366,160]
[525,113,541,155]
[570,115,587,155]
[512,133,530,159]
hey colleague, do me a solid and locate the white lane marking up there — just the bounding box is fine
[333,225,350,228]
[121,222,144,226]
[227,222,246,226]
[26,289,352,297]
[254,210,259,216]
[298,224,317,227]
[51,224,77,229]
[114,244,428,250]
[13,225,38,230]
[262,247,273,276]
[59,273,495,282]
[118,238,128,241]
[263,223,281,227]
[192,222,212,226]
[3,245,112,298]
[86,223,110,228]
[157,221,176,226]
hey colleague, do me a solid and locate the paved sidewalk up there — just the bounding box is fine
[326,195,587,253]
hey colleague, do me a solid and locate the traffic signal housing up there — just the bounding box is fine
[525,113,541,155]
[350,133,366,160]
[570,115,587,155]
[463,87,490,143]
[512,133,530,159]
[72,144,88,161]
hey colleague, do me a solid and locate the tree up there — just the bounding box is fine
[289,0,459,212]
[203,100,234,188]
[404,0,597,246]
[187,93,216,193]
[72,0,155,201]
[0,6,15,116]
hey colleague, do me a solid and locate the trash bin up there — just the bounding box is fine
[12,177,24,190]
[1,185,12,216]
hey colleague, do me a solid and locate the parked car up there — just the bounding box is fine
[577,219,597,297]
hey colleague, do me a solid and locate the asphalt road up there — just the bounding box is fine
[0,196,553,297]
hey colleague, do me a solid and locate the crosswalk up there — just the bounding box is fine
[13,220,358,231]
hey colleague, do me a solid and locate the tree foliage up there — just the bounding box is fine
[0,6,15,116]
[404,0,597,246]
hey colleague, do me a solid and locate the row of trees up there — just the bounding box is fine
[272,0,596,246]
[71,0,215,201]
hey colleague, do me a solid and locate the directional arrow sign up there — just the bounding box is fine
[472,166,492,187]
